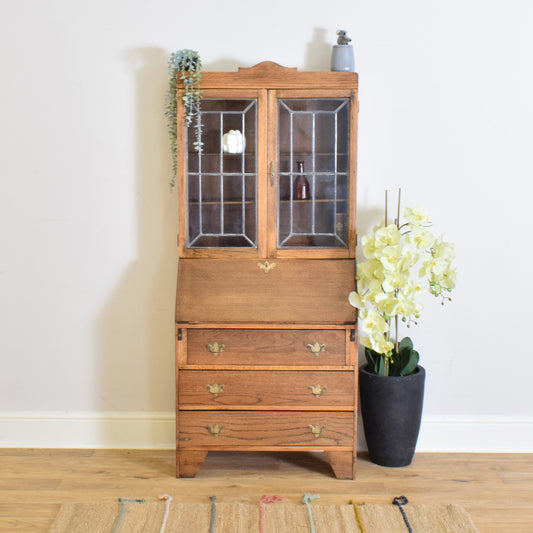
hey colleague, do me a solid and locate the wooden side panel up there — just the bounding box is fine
[178,411,353,448]
[179,370,355,409]
[186,329,346,366]
[176,259,355,324]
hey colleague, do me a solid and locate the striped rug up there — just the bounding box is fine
[49,494,479,532]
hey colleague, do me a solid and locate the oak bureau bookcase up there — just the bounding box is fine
[175,62,359,479]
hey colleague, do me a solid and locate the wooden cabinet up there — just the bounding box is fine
[175,62,358,478]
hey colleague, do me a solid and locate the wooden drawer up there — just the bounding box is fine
[185,329,347,366]
[178,411,353,448]
[179,370,355,409]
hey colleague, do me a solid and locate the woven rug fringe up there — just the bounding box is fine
[49,494,479,533]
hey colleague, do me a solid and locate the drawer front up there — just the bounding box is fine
[179,370,354,408]
[186,329,347,366]
[179,411,353,448]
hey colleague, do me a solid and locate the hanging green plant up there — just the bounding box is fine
[165,49,202,187]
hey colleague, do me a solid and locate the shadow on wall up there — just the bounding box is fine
[204,27,333,72]
[93,31,339,445]
[95,47,178,443]
[304,28,332,71]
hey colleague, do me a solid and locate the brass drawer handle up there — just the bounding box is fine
[258,260,276,273]
[207,424,224,437]
[309,384,327,398]
[307,342,326,356]
[206,384,225,398]
[206,342,225,355]
[309,424,326,438]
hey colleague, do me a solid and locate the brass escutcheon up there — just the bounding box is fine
[307,342,326,356]
[206,384,225,398]
[207,424,224,437]
[257,260,276,273]
[309,384,327,398]
[206,342,225,355]
[309,424,326,438]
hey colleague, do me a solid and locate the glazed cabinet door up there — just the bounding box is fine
[178,89,268,258]
[267,89,357,259]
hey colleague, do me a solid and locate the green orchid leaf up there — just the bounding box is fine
[399,337,413,352]
[365,347,376,368]
[377,356,387,376]
[401,349,419,376]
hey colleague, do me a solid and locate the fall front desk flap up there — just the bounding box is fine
[176,258,355,324]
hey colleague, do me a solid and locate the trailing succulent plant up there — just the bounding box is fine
[365,336,419,377]
[165,49,203,186]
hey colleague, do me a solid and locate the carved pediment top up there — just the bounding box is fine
[237,61,298,74]
[194,61,356,95]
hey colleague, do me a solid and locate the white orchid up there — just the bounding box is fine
[404,206,430,226]
[348,291,364,309]
[349,202,456,365]
[374,224,401,249]
[406,226,434,250]
[380,245,402,271]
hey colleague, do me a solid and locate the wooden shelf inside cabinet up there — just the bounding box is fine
[175,62,358,479]
[187,200,256,206]
[278,199,348,204]
[187,199,348,206]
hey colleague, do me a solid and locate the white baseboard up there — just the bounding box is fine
[1,411,532,452]
[0,411,175,449]
[416,415,533,453]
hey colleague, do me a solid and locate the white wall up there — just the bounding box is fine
[1,0,532,451]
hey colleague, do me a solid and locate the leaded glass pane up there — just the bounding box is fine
[187,99,257,248]
[277,98,350,249]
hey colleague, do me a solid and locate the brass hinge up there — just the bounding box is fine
[350,329,356,342]
[177,328,182,341]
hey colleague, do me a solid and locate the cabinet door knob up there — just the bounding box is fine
[309,384,327,398]
[206,384,225,398]
[206,342,225,355]
[207,424,224,437]
[307,342,326,356]
[309,424,326,438]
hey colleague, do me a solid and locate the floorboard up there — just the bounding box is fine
[0,449,531,532]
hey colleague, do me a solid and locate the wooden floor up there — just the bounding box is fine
[0,449,532,532]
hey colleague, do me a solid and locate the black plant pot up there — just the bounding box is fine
[359,364,425,467]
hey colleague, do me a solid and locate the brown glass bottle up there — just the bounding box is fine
[294,161,311,200]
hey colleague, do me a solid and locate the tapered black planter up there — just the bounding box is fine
[359,365,425,467]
